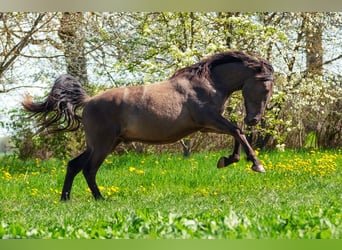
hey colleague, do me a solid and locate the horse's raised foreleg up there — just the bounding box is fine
[201,113,265,173]
[61,149,91,201]
[217,139,241,168]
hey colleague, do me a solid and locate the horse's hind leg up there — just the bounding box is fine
[82,152,113,200]
[61,149,91,201]
[82,138,121,200]
[217,139,241,168]
[82,151,107,200]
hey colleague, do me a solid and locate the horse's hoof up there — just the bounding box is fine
[217,157,227,168]
[252,164,266,173]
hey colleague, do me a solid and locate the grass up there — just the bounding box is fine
[0,149,341,239]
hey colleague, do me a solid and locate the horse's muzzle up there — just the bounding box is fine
[244,116,259,126]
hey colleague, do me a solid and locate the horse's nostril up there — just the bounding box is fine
[246,118,258,126]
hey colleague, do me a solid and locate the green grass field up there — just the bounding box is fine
[0,149,341,239]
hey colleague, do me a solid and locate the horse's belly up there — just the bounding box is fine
[122,116,198,144]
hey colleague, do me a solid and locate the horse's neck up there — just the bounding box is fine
[211,63,253,94]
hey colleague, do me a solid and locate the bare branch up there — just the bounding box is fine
[0,85,45,94]
[323,54,342,66]
[18,53,64,59]
[0,14,45,78]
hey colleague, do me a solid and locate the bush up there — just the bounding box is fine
[5,108,85,160]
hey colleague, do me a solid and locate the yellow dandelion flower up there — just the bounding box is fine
[4,171,12,180]
[110,186,119,193]
[200,188,209,196]
[31,188,39,196]
[129,167,136,172]
[107,186,119,196]
[54,189,61,195]
[135,169,145,175]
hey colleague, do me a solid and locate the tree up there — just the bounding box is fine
[1,12,89,159]
[58,12,88,86]
[304,12,324,76]
[261,12,342,148]
[0,13,45,92]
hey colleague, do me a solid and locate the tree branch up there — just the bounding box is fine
[323,54,342,66]
[0,14,45,78]
[0,85,45,94]
[18,53,64,59]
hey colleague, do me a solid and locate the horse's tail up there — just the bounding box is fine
[22,74,89,133]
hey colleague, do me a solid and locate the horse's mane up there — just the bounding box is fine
[170,51,274,81]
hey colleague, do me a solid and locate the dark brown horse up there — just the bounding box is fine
[23,51,274,200]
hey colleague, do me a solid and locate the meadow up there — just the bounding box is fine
[0,149,341,239]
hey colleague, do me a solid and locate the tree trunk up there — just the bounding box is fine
[58,12,88,156]
[218,12,238,48]
[58,12,88,86]
[304,12,323,76]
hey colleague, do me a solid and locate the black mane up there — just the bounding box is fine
[170,51,274,81]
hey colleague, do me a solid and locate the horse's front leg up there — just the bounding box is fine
[217,139,241,168]
[202,113,265,173]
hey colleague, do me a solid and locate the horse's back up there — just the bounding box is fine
[82,80,199,144]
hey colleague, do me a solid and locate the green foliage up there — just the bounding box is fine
[106,12,284,83]
[4,108,84,160]
[0,150,341,238]
[274,74,342,148]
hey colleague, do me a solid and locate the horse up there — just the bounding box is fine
[22,51,274,200]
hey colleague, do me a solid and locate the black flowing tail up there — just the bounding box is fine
[22,74,89,133]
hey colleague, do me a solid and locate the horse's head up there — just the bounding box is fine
[242,79,273,126]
